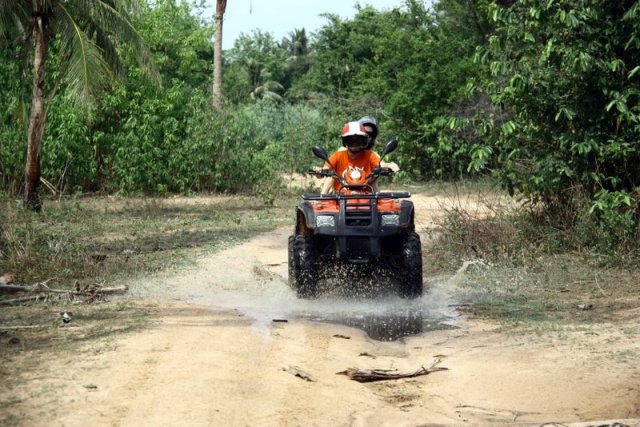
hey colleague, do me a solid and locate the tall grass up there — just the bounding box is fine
[0,194,295,287]
[426,186,640,323]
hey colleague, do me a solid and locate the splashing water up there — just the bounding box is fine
[139,228,461,341]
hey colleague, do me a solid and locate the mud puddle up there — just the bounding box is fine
[181,275,460,342]
[148,228,461,342]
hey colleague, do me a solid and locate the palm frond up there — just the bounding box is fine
[57,3,112,102]
[89,0,160,84]
[0,1,29,40]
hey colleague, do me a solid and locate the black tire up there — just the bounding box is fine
[287,235,296,288]
[292,235,318,298]
[399,232,423,299]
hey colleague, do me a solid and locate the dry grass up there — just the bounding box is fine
[424,186,640,323]
[0,194,297,290]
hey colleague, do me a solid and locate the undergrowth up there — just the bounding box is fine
[0,194,296,289]
[425,187,640,323]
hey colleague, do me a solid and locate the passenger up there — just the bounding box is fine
[358,115,399,173]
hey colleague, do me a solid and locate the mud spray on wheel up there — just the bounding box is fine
[288,139,423,299]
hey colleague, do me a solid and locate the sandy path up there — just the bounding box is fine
[5,194,640,426]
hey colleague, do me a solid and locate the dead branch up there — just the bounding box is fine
[337,358,447,383]
[283,366,316,382]
[0,325,49,330]
[40,176,57,195]
[0,283,127,295]
[0,281,128,306]
[0,296,41,305]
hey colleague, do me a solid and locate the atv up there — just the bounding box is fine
[288,139,423,299]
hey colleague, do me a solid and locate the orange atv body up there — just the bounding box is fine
[288,140,423,299]
[289,189,422,299]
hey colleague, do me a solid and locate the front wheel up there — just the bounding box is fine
[399,232,423,299]
[287,235,296,288]
[292,235,318,298]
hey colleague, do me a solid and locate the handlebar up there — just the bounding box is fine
[307,167,394,180]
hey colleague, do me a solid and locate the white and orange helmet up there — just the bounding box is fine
[340,121,369,149]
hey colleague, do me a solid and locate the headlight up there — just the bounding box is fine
[381,214,400,226]
[316,215,335,227]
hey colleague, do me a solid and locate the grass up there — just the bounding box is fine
[0,193,297,288]
[423,183,640,325]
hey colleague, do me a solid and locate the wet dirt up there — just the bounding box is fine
[3,194,640,426]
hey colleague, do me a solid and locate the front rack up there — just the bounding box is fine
[302,191,411,201]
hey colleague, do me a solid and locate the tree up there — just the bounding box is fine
[0,0,157,211]
[225,30,286,103]
[476,0,640,245]
[212,0,227,109]
[281,28,313,94]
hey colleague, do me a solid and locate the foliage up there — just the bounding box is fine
[0,0,158,102]
[296,1,488,179]
[224,30,287,103]
[0,44,28,194]
[1,0,639,252]
[471,0,640,249]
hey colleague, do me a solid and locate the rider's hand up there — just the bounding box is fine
[310,166,324,178]
[381,161,400,172]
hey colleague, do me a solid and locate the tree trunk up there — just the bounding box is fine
[212,0,227,110]
[24,17,48,212]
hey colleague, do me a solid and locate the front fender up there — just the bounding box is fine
[296,201,316,234]
[400,200,415,230]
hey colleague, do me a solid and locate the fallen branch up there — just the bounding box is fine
[0,325,49,330]
[0,283,127,296]
[283,366,316,382]
[0,296,41,306]
[0,282,128,306]
[337,358,447,383]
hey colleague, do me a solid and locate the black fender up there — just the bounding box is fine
[295,201,316,234]
[399,200,415,231]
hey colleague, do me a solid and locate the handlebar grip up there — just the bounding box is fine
[308,168,334,177]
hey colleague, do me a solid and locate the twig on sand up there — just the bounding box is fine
[337,358,447,383]
[0,281,128,305]
[283,366,316,382]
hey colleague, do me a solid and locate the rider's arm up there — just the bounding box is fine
[320,177,334,194]
[320,160,335,194]
[366,151,383,186]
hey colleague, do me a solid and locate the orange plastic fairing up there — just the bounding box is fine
[310,198,401,213]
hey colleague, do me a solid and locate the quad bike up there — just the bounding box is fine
[288,139,423,299]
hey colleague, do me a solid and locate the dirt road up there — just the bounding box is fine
[4,195,640,426]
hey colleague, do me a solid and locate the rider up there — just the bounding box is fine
[320,121,382,194]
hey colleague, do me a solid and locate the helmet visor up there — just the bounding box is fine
[343,135,368,149]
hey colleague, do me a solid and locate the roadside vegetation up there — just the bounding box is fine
[0,194,296,287]
[426,185,640,324]
[1,0,639,324]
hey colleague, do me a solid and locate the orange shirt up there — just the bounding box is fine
[325,150,381,192]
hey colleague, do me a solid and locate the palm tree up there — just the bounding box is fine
[244,58,283,102]
[283,28,309,58]
[0,0,157,211]
[212,0,227,109]
[281,28,312,92]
